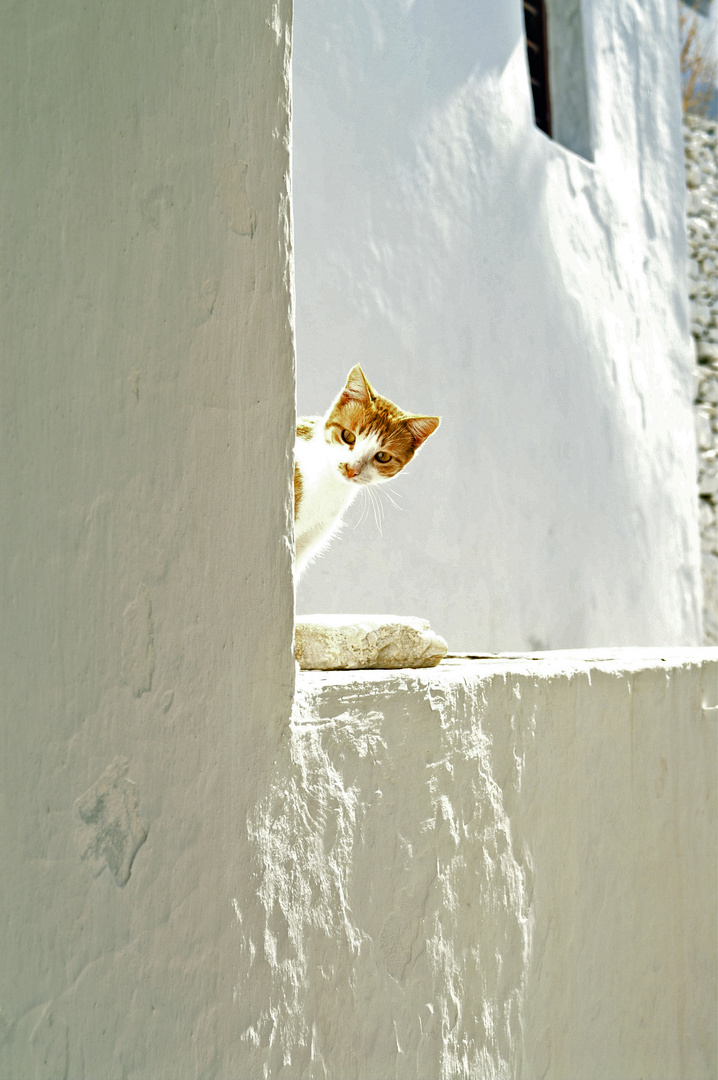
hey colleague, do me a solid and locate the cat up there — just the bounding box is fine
[294,365,439,577]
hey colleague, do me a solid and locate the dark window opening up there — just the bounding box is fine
[521,0,593,161]
[523,0,551,137]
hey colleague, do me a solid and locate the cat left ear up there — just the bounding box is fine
[404,415,440,447]
[340,365,372,404]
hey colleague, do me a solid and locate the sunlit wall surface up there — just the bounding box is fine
[294,0,702,651]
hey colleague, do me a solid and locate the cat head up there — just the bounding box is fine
[324,365,440,486]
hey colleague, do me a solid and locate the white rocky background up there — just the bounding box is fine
[685,114,718,643]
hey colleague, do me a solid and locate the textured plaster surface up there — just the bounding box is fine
[293,0,703,651]
[0,1,295,1075]
[240,650,716,1079]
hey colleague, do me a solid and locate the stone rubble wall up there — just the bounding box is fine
[685,114,718,644]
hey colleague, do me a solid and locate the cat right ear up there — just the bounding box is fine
[404,415,440,447]
[339,365,371,404]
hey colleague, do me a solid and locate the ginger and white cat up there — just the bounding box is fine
[294,365,439,576]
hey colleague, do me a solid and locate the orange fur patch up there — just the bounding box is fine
[295,418,317,518]
[297,419,315,441]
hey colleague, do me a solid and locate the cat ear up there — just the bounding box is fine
[404,415,440,447]
[340,365,372,404]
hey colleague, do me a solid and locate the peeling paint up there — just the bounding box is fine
[74,758,148,886]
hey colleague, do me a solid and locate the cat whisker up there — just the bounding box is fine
[382,487,403,512]
[354,489,369,528]
[368,486,383,536]
[376,487,390,528]
[366,487,376,531]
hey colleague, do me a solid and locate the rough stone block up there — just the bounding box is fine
[295,615,448,670]
[698,341,718,365]
[687,164,702,188]
[697,409,714,450]
[699,466,718,496]
[701,375,718,403]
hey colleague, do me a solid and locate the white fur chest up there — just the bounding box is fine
[296,428,356,536]
[294,425,361,574]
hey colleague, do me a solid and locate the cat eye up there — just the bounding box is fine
[374,451,391,463]
[341,429,356,445]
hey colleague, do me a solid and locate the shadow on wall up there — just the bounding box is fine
[297,0,518,137]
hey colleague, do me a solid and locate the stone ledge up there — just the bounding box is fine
[295,614,448,670]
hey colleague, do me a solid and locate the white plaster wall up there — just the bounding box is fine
[0,2,295,1075]
[245,650,717,1079]
[293,0,703,652]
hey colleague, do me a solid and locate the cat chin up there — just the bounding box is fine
[338,471,376,486]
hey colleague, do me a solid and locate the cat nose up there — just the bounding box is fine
[345,464,358,478]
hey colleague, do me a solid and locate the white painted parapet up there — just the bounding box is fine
[243,649,717,1079]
